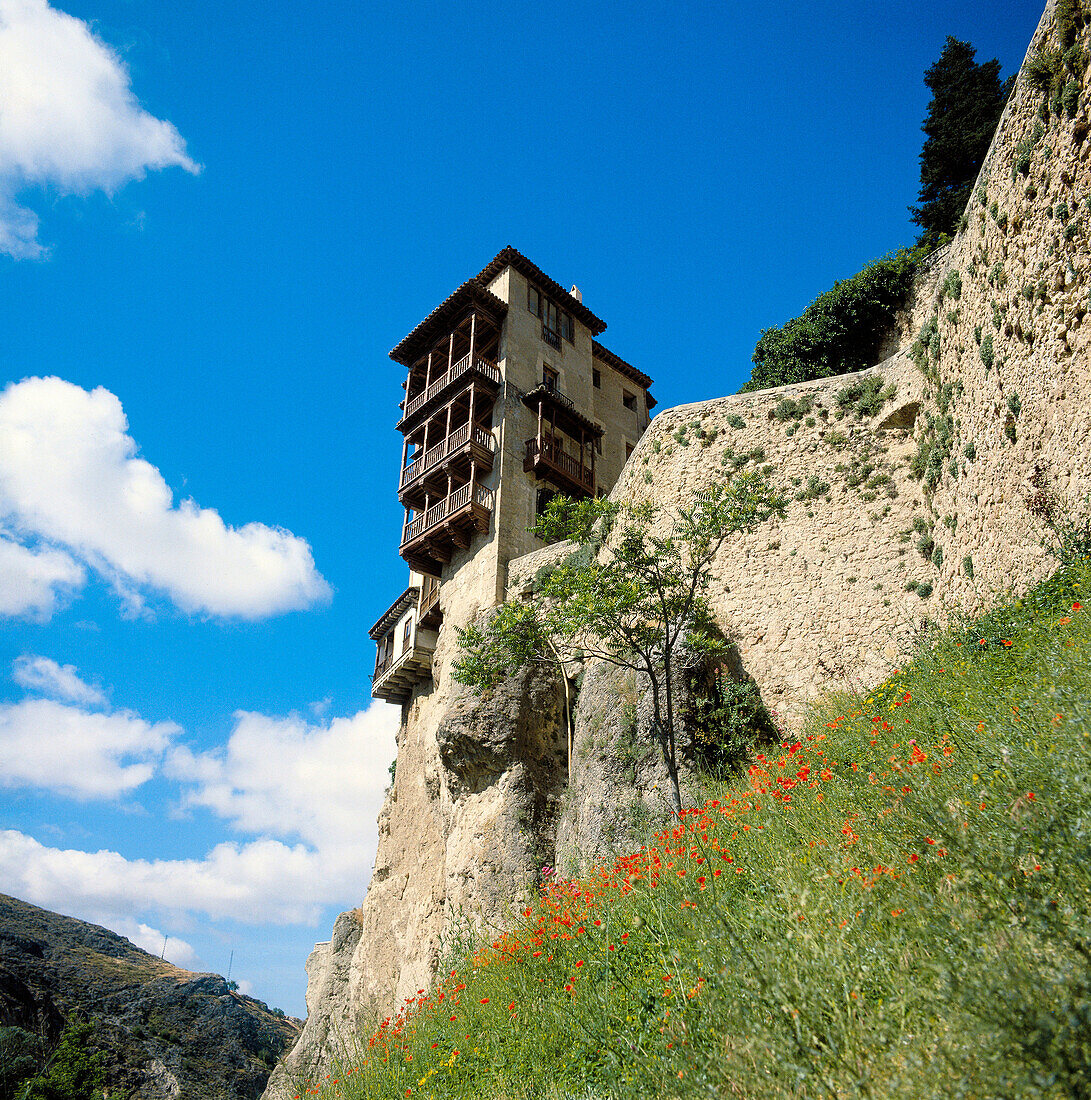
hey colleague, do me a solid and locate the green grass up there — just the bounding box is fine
[301,561,1091,1100]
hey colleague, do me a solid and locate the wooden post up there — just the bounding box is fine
[447,332,454,373]
[400,433,409,485]
[579,427,585,483]
[444,401,452,454]
[469,312,477,364]
[422,417,430,457]
[424,351,433,392]
[402,508,409,543]
[471,460,477,500]
[468,382,476,439]
[591,433,597,485]
[445,472,452,510]
[537,399,543,450]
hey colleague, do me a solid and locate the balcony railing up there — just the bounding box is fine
[401,353,500,423]
[402,481,495,546]
[524,434,594,492]
[419,577,441,624]
[400,424,495,490]
[542,325,561,350]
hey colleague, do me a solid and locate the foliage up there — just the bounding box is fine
[0,1028,45,1099]
[835,375,896,419]
[688,669,777,779]
[303,562,1091,1100]
[910,37,1014,243]
[18,1020,105,1100]
[743,247,926,392]
[454,478,786,812]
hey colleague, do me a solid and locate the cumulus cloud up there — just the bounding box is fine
[0,377,332,619]
[13,654,106,706]
[167,704,400,850]
[0,697,177,798]
[0,0,199,258]
[0,533,84,619]
[113,918,199,969]
[0,701,400,925]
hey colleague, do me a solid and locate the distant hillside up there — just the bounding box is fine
[0,893,300,1099]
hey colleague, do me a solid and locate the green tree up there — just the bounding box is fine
[17,1019,105,1100]
[910,37,1014,244]
[0,1027,46,1098]
[453,474,786,814]
[744,246,924,392]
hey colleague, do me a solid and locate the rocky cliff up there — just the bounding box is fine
[0,893,299,1099]
[264,2,1091,1092]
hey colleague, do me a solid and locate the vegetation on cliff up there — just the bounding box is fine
[741,35,1012,394]
[295,548,1091,1099]
[0,894,299,1099]
[453,478,785,813]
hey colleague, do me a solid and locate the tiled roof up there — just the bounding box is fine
[369,586,419,639]
[591,339,653,390]
[389,281,507,367]
[476,246,607,336]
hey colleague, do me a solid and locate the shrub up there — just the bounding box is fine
[980,333,995,368]
[689,671,777,779]
[726,413,746,429]
[1007,392,1022,417]
[963,554,975,577]
[745,247,926,392]
[941,270,963,300]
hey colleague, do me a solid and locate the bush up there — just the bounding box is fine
[689,670,777,779]
[744,248,926,392]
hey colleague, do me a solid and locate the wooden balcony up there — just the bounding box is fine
[524,433,595,497]
[399,423,496,506]
[372,640,434,704]
[400,481,495,575]
[418,575,441,629]
[398,353,501,432]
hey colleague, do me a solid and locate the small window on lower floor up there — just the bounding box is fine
[623,390,636,410]
[536,488,556,520]
[593,368,601,388]
[625,441,635,460]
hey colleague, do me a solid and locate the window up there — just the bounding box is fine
[543,365,559,392]
[625,442,635,460]
[536,488,556,519]
[592,368,601,388]
[623,390,636,410]
[528,282,573,344]
[402,617,413,650]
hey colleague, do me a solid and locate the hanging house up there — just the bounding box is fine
[370,247,654,704]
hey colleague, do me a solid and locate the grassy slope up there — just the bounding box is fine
[297,560,1091,1100]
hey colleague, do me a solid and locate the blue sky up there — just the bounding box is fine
[0,0,1043,1016]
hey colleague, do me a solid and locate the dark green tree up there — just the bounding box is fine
[17,1019,105,1100]
[910,37,1014,243]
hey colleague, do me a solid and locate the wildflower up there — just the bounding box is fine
[908,854,919,863]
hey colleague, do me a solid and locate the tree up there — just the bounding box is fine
[910,37,1014,244]
[17,1019,105,1100]
[453,473,786,815]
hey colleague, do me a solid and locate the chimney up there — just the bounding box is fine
[570,285,582,304]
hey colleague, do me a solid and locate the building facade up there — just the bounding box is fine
[371,248,654,704]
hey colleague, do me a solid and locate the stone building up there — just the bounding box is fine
[370,247,655,703]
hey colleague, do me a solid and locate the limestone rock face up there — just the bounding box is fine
[262,652,565,1097]
[267,2,1091,1091]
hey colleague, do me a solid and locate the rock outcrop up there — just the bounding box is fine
[0,893,299,1100]
[265,1,1091,1092]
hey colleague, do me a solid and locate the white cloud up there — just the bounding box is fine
[0,701,400,925]
[167,704,400,851]
[0,533,84,619]
[13,654,106,706]
[113,918,200,969]
[0,697,176,798]
[0,377,332,619]
[0,0,199,258]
